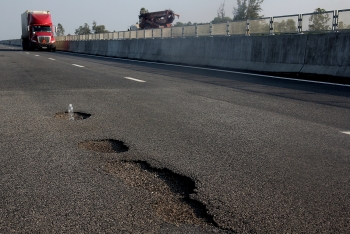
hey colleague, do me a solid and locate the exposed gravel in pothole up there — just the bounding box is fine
[79,139,129,153]
[55,112,91,120]
[105,160,225,230]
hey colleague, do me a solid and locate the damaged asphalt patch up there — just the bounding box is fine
[55,111,91,120]
[105,160,231,232]
[79,139,129,153]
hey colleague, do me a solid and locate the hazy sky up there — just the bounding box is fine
[0,0,349,40]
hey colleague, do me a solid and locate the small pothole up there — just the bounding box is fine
[105,160,225,230]
[55,112,91,120]
[79,139,129,153]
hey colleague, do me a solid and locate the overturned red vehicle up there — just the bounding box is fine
[139,10,180,29]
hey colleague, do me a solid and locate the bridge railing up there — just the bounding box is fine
[337,9,350,30]
[55,9,350,42]
[273,14,299,34]
[301,11,335,32]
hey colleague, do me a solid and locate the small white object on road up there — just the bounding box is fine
[68,104,74,121]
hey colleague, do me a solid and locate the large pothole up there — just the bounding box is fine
[55,112,91,120]
[105,160,223,229]
[79,139,129,153]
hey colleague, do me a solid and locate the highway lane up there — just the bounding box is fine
[0,45,349,233]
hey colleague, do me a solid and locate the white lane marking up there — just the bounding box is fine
[341,131,350,135]
[124,77,146,83]
[26,52,29,54]
[60,51,350,87]
[72,64,84,68]
[35,55,39,56]
[48,58,55,61]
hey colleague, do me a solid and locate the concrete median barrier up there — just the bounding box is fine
[4,32,350,78]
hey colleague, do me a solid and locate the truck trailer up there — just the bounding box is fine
[21,10,56,51]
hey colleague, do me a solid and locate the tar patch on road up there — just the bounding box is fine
[79,139,129,153]
[55,112,91,120]
[105,160,226,231]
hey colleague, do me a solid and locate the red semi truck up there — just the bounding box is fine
[21,10,56,51]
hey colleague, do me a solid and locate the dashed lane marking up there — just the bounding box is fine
[341,131,350,135]
[72,64,84,68]
[124,77,146,83]
[48,58,55,61]
[35,55,39,57]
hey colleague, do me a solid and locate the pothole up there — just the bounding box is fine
[55,112,91,120]
[79,139,129,153]
[105,160,224,230]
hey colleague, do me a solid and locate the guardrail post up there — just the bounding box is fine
[333,10,339,31]
[246,20,250,36]
[298,14,303,34]
[161,28,163,39]
[195,23,198,37]
[270,17,275,35]
[210,23,213,37]
[182,26,185,38]
[226,21,230,36]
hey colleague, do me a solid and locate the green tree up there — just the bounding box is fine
[92,21,109,34]
[212,16,232,24]
[338,21,350,30]
[274,19,297,33]
[174,21,206,27]
[56,23,65,36]
[174,22,184,27]
[217,1,226,19]
[75,23,91,35]
[308,8,331,31]
[140,7,149,15]
[212,1,232,24]
[233,0,247,20]
[233,0,264,20]
[249,20,269,33]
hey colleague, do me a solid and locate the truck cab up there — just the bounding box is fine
[21,11,57,51]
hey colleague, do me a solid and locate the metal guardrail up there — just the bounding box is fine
[53,9,350,41]
[337,9,350,30]
[302,11,334,32]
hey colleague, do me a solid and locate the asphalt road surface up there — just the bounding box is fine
[0,45,349,233]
